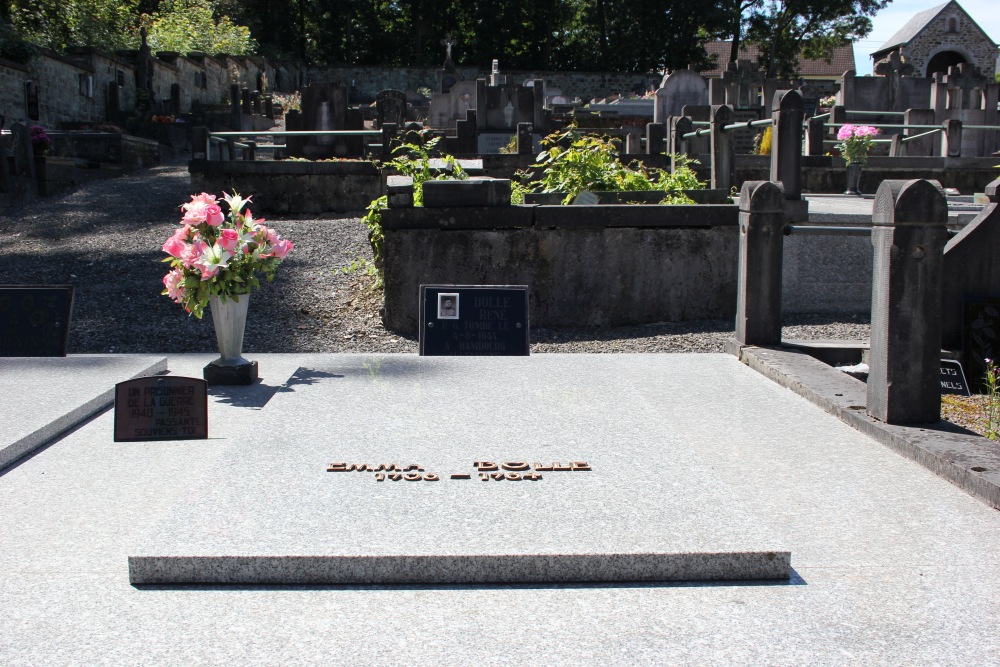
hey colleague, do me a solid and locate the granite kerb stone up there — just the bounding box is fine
[532,204,738,229]
[0,355,168,472]
[730,342,1000,509]
[380,206,535,230]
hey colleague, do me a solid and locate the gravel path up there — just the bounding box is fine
[0,160,871,354]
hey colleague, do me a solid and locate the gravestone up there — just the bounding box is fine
[419,285,529,356]
[289,83,359,158]
[653,69,708,124]
[0,286,74,356]
[114,376,208,441]
[375,89,407,129]
[428,80,477,129]
[477,81,535,132]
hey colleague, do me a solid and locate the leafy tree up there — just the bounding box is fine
[7,0,139,51]
[743,0,889,78]
[139,0,256,55]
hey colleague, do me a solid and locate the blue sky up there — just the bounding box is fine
[852,0,1000,74]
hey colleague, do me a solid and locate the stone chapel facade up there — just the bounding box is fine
[870,1,997,78]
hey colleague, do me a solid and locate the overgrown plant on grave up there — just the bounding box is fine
[517,125,704,205]
[359,133,467,287]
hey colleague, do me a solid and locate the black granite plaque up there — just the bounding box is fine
[940,359,970,396]
[0,285,74,357]
[114,375,208,442]
[963,300,1000,393]
[419,285,529,356]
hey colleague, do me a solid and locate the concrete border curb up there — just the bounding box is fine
[726,339,1000,509]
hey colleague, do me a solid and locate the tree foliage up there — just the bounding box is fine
[140,0,257,55]
[742,0,890,78]
[2,0,892,75]
[7,0,139,51]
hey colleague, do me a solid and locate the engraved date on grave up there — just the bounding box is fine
[326,460,592,482]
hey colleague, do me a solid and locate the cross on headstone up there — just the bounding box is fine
[873,49,914,108]
[441,33,457,69]
[723,60,764,109]
[944,63,985,110]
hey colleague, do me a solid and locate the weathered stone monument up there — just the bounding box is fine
[285,83,363,158]
[653,69,708,124]
[375,89,407,129]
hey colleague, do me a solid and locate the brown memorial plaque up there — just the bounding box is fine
[114,376,208,442]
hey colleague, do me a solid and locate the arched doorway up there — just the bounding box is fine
[925,50,967,76]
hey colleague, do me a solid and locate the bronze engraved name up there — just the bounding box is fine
[326,461,592,482]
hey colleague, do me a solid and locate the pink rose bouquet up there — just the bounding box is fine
[836,124,880,165]
[161,191,293,318]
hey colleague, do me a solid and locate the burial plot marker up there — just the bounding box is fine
[419,285,529,356]
[0,285,74,357]
[114,376,207,442]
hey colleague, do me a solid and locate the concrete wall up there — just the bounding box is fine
[380,204,739,334]
[309,66,662,102]
[0,58,29,123]
[188,160,382,213]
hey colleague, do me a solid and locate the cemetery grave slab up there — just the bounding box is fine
[0,354,167,470]
[129,355,789,585]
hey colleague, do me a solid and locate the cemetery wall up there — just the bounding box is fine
[0,58,29,122]
[310,66,661,101]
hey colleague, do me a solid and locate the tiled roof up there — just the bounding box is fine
[700,41,856,78]
[876,2,950,55]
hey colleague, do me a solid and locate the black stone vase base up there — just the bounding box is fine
[203,361,259,386]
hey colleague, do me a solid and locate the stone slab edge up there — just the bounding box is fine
[725,338,1000,509]
[128,550,791,585]
[0,356,168,472]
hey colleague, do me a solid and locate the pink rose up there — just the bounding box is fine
[162,236,187,258]
[205,204,224,226]
[218,228,240,252]
[182,240,208,269]
[162,269,185,302]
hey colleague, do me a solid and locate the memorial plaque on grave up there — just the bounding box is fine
[114,375,208,442]
[940,359,971,396]
[963,300,1000,392]
[0,285,74,356]
[419,285,529,356]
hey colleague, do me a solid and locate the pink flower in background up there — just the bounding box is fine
[162,269,185,302]
[271,239,293,259]
[161,235,187,258]
[205,204,224,226]
[836,124,880,165]
[218,228,240,252]
[162,190,293,319]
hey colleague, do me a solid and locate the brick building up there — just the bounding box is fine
[869,1,998,77]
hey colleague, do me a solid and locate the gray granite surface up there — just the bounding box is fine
[0,354,167,470]
[2,353,1000,665]
[128,354,789,584]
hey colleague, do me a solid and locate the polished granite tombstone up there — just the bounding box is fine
[129,354,789,585]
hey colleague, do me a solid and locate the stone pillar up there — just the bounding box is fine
[831,105,847,126]
[240,87,251,115]
[941,119,962,157]
[710,105,734,192]
[930,73,947,117]
[531,80,544,131]
[735,181,786,347]
[192,126,210,160]
[517,122,533,155]
[646,122,665,156]
[244,140,256,161]
[264,95,274,119]
[625,132,640,155]
[669,116,692,171]
[770,90,804,201]
[839,70,856,109]
[867,179,949,424]
[252,90,262,115]
[456,109,476,154]
[805,116,825,156]
[230,84,242,131]
[904,109,936,156]
[382,122,398,157]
